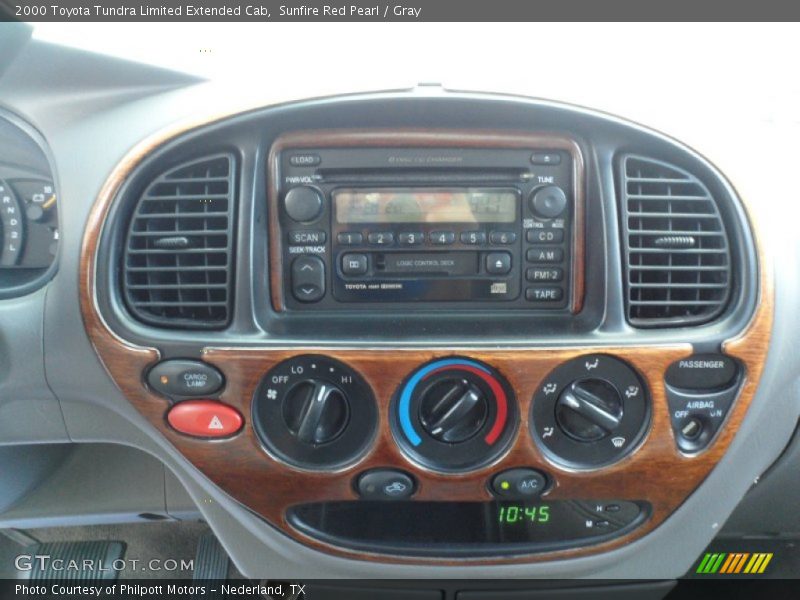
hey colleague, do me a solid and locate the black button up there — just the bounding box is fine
[604,504,621,513]
[531,152,562,166]
[526,267,563,283]
[594,520,611,529]
[526,247,564,263]
[357,470,415,500]
[147,360,224,398]
[368,231,394,246]
[526,229,564,244]
[289,154,321,167]
[341,253,368,276]
[430,231,455,245]
[489,231,517,245]
[460,231,486,245]
[491,468,547,498]
[284,186,323,223]
[530,185,567,218]
[665,354,739,391]
[398,232,424,246]
[291,255,325,302]
[337,232,363,245]
[486,252,512,274]
[288,230,326,245]
[526,287,564,301]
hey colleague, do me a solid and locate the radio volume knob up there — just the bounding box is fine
[530,185,567,218]
[284,186,323,223]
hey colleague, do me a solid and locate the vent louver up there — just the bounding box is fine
[620,155,731,327]
[122,154,235,329]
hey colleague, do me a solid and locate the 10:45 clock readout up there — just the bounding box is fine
[498,505,550,524]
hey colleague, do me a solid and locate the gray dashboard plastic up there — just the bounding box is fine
[0,34,797,579]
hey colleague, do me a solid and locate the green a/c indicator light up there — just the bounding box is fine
[500,481,510,490]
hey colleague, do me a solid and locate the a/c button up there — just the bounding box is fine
[491,468,548,498]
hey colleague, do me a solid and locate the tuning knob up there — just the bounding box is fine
[555,379,623,442]
[282,380,350,445]
[418,377,488,443]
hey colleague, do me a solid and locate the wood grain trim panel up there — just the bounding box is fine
[80,116,772,566]
[267,129,585,313]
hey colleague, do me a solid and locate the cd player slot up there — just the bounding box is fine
[317,167,529,185]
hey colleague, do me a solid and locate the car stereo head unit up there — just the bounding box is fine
[268,130,584,313]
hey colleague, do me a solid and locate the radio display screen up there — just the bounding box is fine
[333,188,517,224]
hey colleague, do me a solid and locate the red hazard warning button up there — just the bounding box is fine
[167,400,243,438]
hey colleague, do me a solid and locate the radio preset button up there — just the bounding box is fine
[291,255,325,302]
[368,231,394,246]
[526,286,564,301]
[527,247,564,263]
[486,252,512,275]
[527,267,564,283]
[337,232,363,245]
[430,231,456,245]
[531,152,562,166]
[527,229,564,244]
[341,253,369,276]
[489,231,517,245]
[530,185,568,218]
[460,231,486,245]
[289,230,326,245]
[398,232,424,246]
[284,186,323,223]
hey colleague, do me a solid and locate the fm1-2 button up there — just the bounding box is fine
[147,360,224,398]
[291,255,325,302]
[491,468,548,498]
[357,469,416,500]
[486,252,512,274]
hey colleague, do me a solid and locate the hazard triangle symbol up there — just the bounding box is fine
[208,415,224,430]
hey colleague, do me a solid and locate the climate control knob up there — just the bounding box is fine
[555,379,623,442]
[392,358,518,472]
[419,378,488,443]
[252,355,377,470]
[282,381,350,445]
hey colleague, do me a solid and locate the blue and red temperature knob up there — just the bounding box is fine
[391,357,518,472]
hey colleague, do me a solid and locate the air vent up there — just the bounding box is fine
[122,154,235,329]
[620,155,731,326]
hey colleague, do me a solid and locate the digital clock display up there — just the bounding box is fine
[334,188,518,224]
[497,504,551,525]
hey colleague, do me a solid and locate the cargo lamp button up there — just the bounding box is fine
[167,400,243,438]
[147,359,224,398]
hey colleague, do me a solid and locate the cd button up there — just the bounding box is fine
[525,286,564,301]
[526,229,564,244]
[337,232,363,245]
[486,252,512,275]
[430,231,456,245]
[489,231,517,245]
[368,231,394,246]
[460,230,487,245]
[526,247,564,263]
[398,232,424,246]
[341,253,369,276]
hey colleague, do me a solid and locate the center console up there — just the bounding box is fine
[80,96,770,567]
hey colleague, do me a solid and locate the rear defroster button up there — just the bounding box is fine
[167,400,243,438]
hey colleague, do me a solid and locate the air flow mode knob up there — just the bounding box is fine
[282,380,350,445]
[555,379,623,442]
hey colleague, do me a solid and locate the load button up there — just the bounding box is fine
[167,400,243,438]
